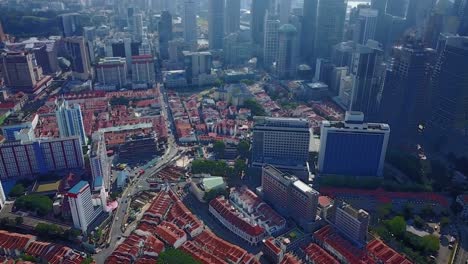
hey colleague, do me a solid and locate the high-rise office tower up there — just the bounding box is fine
[95,57,128,89]
[55,99,87,145]
[349,42,384,118]
[263,13,280,70]
[331,41,355,67]
[276,24,298,79]
[379,39,435,142]
[251,0,272,55]
[252,117,311,176]
[183,0,198,46]
[428,35,468,155]
[67,181,103,234]
[132,55,156,84]
[58,13,83,37]
[183,51,212,85]
[225,0,241,34]
[127,7,135,32]
[0,52,44,93]
[223,31,253,66]
[301,0,318,64]
[314,0,347,60]
[279,0,292,24]
[64,37,92,81]
[319,111,390,177]
[385,0,409,18]
[133,13,144,41]
[353,9,378,45]
[208,0,225,50]
[262,165,319,232]
[159,11,173,60]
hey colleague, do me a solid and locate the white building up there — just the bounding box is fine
[131,55,155,84]
[95,57,127,89]
[67,181,103,234]
[319,111,390,177]
[0,181,6,209]
[55,99,87,145]
[90,132,110,191]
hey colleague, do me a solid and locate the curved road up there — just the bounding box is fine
[94,87,179,263]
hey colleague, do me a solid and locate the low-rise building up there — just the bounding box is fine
[209,196,266,245]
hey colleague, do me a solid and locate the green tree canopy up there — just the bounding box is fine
[15,195,53,216]
[213,141,226,159]
[237,140,250,159]
[243,99,266,116]
[157,249,201,264]
[9,184,25,197]
[384,216,406,238]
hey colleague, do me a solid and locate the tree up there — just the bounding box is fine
[233,159,247,176]
[191,160,230,176]
[213,141,226,159]
[403,204,414,220]
[15,195,53,216]
[421,205,435,218]
[421,235,440,253]
[35,223,64,238]
[203,188,228,202]
[81,257,94,264]
[237,140,250,159]
[413,215,425,229]
[9,184,25,197]
[385,216,406,238]
[157,249,201,264]
[243,99,266,116]
[15,216,23,226]
[377,204,393,220]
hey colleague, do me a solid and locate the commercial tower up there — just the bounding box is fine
[319,111,390,177]
[263,14,280,70]
[349,42,384,119]
[314,0,347,60]
[301,0,318,64]
[95,57,127,89]
[58,13,83,37]
[379,39,435,142]
[90,132,111,191]
[262,165,319,232]
[159,11,173,60]
[63,37,92,81]
[0,52,45,93]
[67,181,103,234]
[132,55,156,84]
[55,99,87,145]
[353,8,378,45]
[428,35,468,156]
[251,0,272,55]
[208,0,225,50]
[276,24,298,79]
[183,0,197,46]
[279,0,292,24]
[225,0,241,34]
[252,117,311,178]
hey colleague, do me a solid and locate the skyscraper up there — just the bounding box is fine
[279,0,292,24]
[183,0,198,46]
[263,13,280,70]
[225,0,241,34]
[301,0,318,64]
[90,132,111,191]
[64,37,92,81]
[208,0,225,50]
[55,99,87,145]
[276,24,298,79]
[251,0,272,55]
[183,51,213,85]
[159,11,173,60]
[133,13,144,41]
[349,42,384,118]
[454,0,468,35]
[252,117,311,177]
[67,181,103,234]
[314,0,347,60]
[319,111,390,177]
[379,39,435,142]
[428,35,468,155]
[58,13,83,37]
[353,8,378,45]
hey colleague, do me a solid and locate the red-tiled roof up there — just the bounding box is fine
[0,230,35,251]
[209,196,265,237]
[280,253,302,264]
[367,239,412,264]
[304,243,339,264]
[263,237,282,255]
[154,221,186,246]
[193,230,249,264]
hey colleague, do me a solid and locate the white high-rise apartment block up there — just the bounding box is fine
[67,181,102,234]
[55,99,87,145]
[90,132,111,191]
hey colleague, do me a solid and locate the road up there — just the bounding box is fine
[455,224,468,264]
[94,86,179,263]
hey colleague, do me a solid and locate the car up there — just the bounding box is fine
[429,255,436,260]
